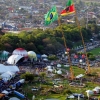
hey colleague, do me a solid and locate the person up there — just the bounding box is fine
[32,95,35,100]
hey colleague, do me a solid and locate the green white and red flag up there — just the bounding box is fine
[60,0,75,16]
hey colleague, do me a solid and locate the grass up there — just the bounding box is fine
[62,66,85,76]
[20,66,100,100]
[88,47,100,56]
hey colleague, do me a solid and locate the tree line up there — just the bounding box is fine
[0,24,100,55]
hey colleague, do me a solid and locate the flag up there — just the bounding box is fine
[60,0,75,16]
[44,6,58,25]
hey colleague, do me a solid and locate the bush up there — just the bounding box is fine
[48,55,58,60]
[20,72,35,81]
[66,89,72,94]
[89,55,96,61]
[87,52,93,57]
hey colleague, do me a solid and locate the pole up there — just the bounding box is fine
[74,10,90,74]
[86,9,88,29]
[58,17,74,80]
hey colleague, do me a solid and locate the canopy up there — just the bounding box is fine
[57,64,61,68]
[7,55,24,64]
[19,79,25,84]
[14,91,25,99]
[41,54,48,58]
[2,90,9,95]
[76,74,84,79]
[47,66,52,69]
[1,71,15,80]
[6,71,15,77]
[47,69,53,72]
[1,72,12,80]
[28,51,37,59]
[57,70,62,74]
[86,90,93,94]
[67,95,74,99]
[9,97,20,100]
[43,58,48,61]
[0,64,19,74]
[12,48,28,57]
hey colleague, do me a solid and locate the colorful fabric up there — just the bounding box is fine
[60,0,75,16]
[44,6,58,25]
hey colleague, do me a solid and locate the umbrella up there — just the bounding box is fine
[9,97,20,100]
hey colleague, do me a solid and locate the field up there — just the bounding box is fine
[18,47,100,100]
[21,66,100,100]
[89,47,100,56]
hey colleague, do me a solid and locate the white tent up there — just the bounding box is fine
[2,90,9,95]
[95,86,100,90]
[1,72,12,80]
[57,70,62,74]
[57,64,61,68]
[92,88,99,94]
[19,79,25,84]
[76,74,84,79]
[12,48,28,57]
[41,54,47,58]
[86,90,93,98]
[0,64,19,74]
[46,66,52,69]
[2,50,9,55]
[43,58,48,61]
[1,71,15,80]
[48,69,53,72]
[6,71,15,77]
[7,55,24,65]
[9,97,20,100]
[6,65,19,72]
[0,64,6,73]
[67,95,74,99]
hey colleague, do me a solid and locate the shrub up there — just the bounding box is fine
[89,55,96,61]
[48,55,58,60]
[20,72,35,81]
[87,52,93,57]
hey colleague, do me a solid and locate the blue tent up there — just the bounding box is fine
[14,91,25,99]
[36,54,41,59]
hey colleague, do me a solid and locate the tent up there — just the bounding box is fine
[57,70,62,75]
[41,54,48,58]
[6,65,19,72]
[7,55,24,65]
[14,91,25,99]
[28,51,37,61]
[76,74,84,79]
[2,90,9,95]
[6,71,15,77]
[86,90,93,98]
[0,64,6,73]
[9,97,20,100]
[1,72,12,80]
[19,79,25,84]
[0,64,19,74]
[12,48,28,58]
[0,51,9,60]
[67,95,75,99]
[1,71,15,80]
[57,64,61,68]
[43,58,48,61]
